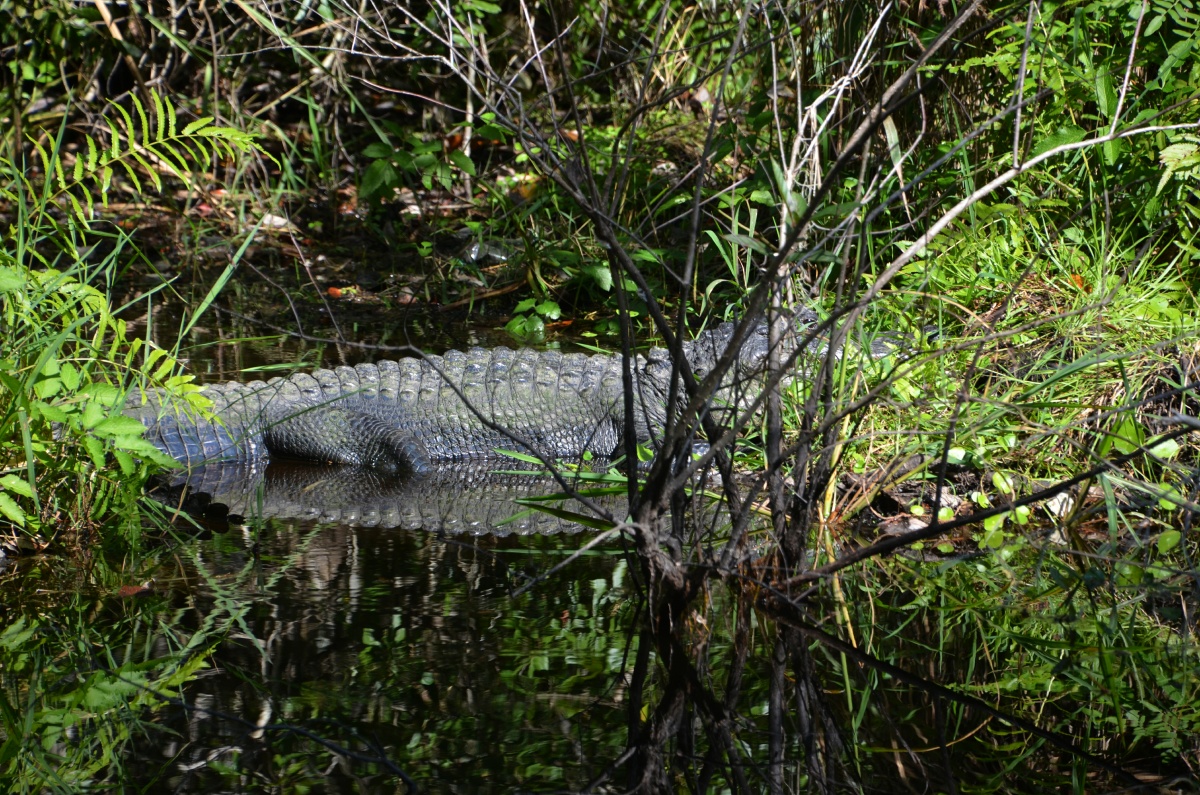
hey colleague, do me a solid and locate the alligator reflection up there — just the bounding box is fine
[137,464,640,792]
[151,460,628,535]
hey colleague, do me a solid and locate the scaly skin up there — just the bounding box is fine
[127,311,832,471]
[153,461,624,535]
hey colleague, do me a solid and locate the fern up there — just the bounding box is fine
[11,89,263,243]
[0,89,248,540]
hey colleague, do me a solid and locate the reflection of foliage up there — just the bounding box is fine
[353,560,636,787]
[0,571,215,793]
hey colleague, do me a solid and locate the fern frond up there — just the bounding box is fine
[128,151,162,192]
[181,116,213,136]
[20,91,262,228]
[133,93,149,151]
[113,103,136,150]
[99,166,113,200]
[153,91,166,144]
[106,118,120,160]
[115,158,143,194]
[67,193,86,226]
[32,140,52,193]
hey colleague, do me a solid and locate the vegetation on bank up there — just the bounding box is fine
[0,0,1198,790]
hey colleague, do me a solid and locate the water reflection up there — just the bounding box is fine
[136,494,636,792]
[152,460,627,535]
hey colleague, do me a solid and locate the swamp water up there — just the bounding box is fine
[2,296,1195,792]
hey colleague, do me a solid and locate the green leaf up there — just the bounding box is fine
[582,264,612,291]
[360,159,398,200]
[936,541,956,554]
[113,449,137,477]
[991,471,1015,495]
[1157,530,1181,555]
[57,360,79,391]
[1115,562,1143,588]
[462,0,501,13]
[448,149,476,176]
[83,436,106,469]
[93,416,149,437]
[475,124,508,141]
[1094,70,1117,119]
[0,475,33,499]
[0,617,34,649]
[0,494,26,527]
[1149,437,1180,460]
[0,267,25,293]
[1158,483,1181,511]
[493,448,546,465]
[81,405,103,429]
[514,298,537,313]
[83,383,122,406]
[723,233,767,255]
[181,116,214,136]
[979,517,1007,549]
[362,142,394,159]
[32,401,69,423]
[1110,415,1144,455]
[34,377,61,400]
[535,300,561,320]
[1032,126,1086,157]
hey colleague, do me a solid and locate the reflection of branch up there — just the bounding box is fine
[766,602,1145,788]
[512,525,623,597]
[139,680,419,792]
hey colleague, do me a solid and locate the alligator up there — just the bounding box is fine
[127,308,875,473]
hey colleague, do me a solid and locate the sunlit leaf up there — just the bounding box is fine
[1157,530,1181,555]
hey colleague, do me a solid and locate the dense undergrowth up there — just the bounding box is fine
[1,0,1199,790]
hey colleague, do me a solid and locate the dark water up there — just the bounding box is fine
[0,277,654,792]
[139,517,635,792]
[3,275,1195,792]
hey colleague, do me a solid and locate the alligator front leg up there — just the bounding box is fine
[264,407,432,475]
